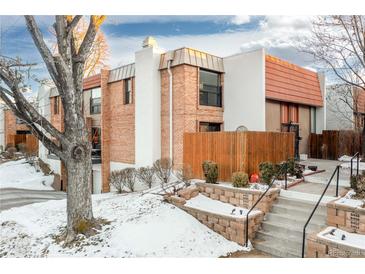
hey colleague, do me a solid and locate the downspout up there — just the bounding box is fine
[167,60,173,162]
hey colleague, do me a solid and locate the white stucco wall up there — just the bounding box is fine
[326,84,354,130]
[36,82,62,174]
[223,49,266,131]
[134,45,163,167]
[316,73,327,133]
[0,103,5,150]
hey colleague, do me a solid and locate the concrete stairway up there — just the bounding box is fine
[254,196,328,258]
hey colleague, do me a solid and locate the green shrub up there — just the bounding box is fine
[202,160,218,184]
[259,162,275,184]
[232,172,249,188]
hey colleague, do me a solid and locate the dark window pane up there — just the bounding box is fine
[199,69,222,107]
[199,122,221,132]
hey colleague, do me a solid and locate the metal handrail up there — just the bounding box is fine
[350,152,360,179]
[244,164,288,247]
[301,165,340,258]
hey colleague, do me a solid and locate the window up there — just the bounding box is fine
[310,107,317,133]
[124,78,133,104]
[199,69,222,107]
[53,96,59,115]
[281,102,298,124]
[90,88,101,114]
[199,122,222,132]
[16,117,25,124]
[91,127,101,149]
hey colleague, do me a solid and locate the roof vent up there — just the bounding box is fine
[142,36,157,48]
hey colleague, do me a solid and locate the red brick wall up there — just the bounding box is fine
[50,96,64,133]
[107,78,135,164]
[161,65,224,168]
[4,109,31,146]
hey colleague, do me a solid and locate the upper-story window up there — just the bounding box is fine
[53,96,59,115]
[16,117,25,124]
[199,69,222,107]
[90,87,101,114]
[124,78,132,104]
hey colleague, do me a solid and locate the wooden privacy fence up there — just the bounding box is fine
[183,131,295,182]
[309,130,362,160]
[12,134,39,154]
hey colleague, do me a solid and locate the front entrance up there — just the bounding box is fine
[281,122,300,160]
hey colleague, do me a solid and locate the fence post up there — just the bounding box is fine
[336,165,339,197]
[357,154,360,176]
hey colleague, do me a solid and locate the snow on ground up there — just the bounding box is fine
[338,155,362,162]
[335,190,365,208]
[0,159,54,190]
[340,161,365,171]
[185,194,261,218]
[318,227,365,250]
[0,192,244,257]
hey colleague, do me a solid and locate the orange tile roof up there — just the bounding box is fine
[265,55,323,107]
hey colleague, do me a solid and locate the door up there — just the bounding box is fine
[281,122,300,160]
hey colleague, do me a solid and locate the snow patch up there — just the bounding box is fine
[318,227,365,250]
[185,194,260,218]
[335,190,365,208]
[0,193,243,257]
[0,159,54,190]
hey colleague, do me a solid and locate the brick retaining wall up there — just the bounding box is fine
[306,233,365,258]
[327,200,365,234]
[196,182,280,213]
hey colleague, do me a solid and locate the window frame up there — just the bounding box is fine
[199,122,222,132]
[53,96,59,115]
[199,69,222,107]
[89,87,101,115]
[124,78,133,105]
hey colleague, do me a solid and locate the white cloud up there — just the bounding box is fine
[230,15,251,25]
[105,16,316,70]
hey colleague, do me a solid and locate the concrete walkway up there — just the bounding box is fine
[0,188,66,211]
[289,158,351,196]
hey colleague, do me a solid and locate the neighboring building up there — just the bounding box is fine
[0,101,5,151]
[40,37,326,193]
[326,84,365,130]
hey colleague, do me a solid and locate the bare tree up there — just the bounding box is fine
[0,15,105,242]
[303,16,365,153]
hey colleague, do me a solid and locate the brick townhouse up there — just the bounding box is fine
[38,36,326,193]
[0,105,38,153]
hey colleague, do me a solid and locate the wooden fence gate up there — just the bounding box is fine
[183,131,295,182]
[309,130,362,160]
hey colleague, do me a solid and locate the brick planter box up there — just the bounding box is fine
[327,199,365,235]
[196,182,280,213]
[306,232,365,258]
[168,195,264,245]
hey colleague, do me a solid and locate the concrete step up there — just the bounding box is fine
[254,239,301,258]
[261,220,325,237]
[275,196,328,212]
[265,212,326,226]
[271,203,327,216]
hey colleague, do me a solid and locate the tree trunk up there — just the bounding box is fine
[361,125,365,159]
[64,146,93,241]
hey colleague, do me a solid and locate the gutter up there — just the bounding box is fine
[167,59,173,162]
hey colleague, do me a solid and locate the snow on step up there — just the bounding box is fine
[185,194,260,218]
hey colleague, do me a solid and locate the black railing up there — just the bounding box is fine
[301,165,340,258]
[244,164,287,247]
[350,152,360,179]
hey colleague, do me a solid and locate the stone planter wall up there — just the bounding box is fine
[327,200,365,235]
[306,233,365,258]
[196,182,280,213]
[168,196,264,245]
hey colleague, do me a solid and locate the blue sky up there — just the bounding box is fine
[0,15,316,91]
